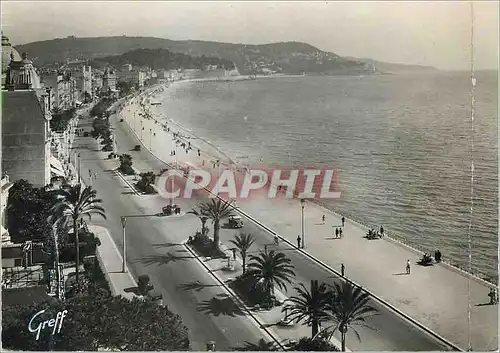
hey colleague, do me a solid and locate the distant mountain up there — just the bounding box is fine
[344,56,438,73]
[90,48,234,71]
[14,35,434,75]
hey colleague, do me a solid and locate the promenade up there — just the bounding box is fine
[117,88,498,351]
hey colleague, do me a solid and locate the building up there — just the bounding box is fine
[102,67,117,93]
[82,65,92,100]
[41,71,77,111]
[1,34,63,187]
[1,174,13,245]
[116,69,146,88]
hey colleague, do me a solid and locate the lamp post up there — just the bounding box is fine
[301,198,305,248]
[120,216,127,273]
[77,153,81,184]
[120,213,160,273]
[149,128,152,150]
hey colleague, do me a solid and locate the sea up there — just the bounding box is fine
[155,71,498,282]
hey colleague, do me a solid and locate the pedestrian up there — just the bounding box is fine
[322,214,326,224]
[380,225,384,236]
[296,235,301,249]
[339,228,343,238]
[342,216,345,227]
[335,228,339,238]
[198,149,201,157]
[437,250,442,263]
[274,235,279,246]
[232,248,236,261]
[406,259,411,274]
[341,263,345,277]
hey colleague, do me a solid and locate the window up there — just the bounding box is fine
[14,258,22,267]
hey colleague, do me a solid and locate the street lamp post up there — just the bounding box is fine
[149,128,152,150]
[121,216,127,273]
[301,198,305,248]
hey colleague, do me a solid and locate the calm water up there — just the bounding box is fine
[157,72,498,281]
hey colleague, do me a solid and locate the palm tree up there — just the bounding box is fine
[187,208,209,236]
[246,249,295,303]
[316,281,378,351]
[229,232,255,274]
[198,198,235,250]
[283,280,331,338]
[47,215,69,300]
[52,184,106,292]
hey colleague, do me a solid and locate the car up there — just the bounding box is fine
[227,215,243,228]
[134,145,141,151]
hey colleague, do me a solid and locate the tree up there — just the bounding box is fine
[187,208,209,236]
[318,281,378,351]
[47,216,69,300]
[288,337,340,351]
[135,171,156,194]
[283,280,331,338]
[229,232,255,274]
[246,249,295,303]
[6,180,57,243]
[2,291,190,351]
[119,154,135,175]
[198,198,235,250]
[51,184,106,292]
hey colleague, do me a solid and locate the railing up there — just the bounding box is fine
[2,266,44,288]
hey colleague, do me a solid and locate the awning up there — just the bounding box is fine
[50,156,65,176]
[51,167,66,177]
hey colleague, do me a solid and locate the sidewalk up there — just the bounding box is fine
[89,225,137,300]
[185,240,347,351]
[235,197,498,351]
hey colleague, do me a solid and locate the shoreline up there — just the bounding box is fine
[119,83,497,286]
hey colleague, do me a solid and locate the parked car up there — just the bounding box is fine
[134,145,141,151]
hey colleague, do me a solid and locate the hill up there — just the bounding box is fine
[344,56,438,73]
[90,48,235,71]
[14,36,368,75]
[14,36,437,75]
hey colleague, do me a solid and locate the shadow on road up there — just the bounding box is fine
[177,280,222,292]
[134,252,193,266]
[152,242,182,249]
[196,294,246,317]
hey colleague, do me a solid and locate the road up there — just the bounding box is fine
[101,99,454,351]
[70,108,269,351]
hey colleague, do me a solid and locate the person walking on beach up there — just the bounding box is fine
[296,235,301,249]
[339,228,343,238]
[406,259,411,274]
[380,225,384,236]
[342,216,345,227]
[322,214,326,225]
[335,228,339,238]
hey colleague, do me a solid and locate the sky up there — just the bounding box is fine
[1,1,498,70]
